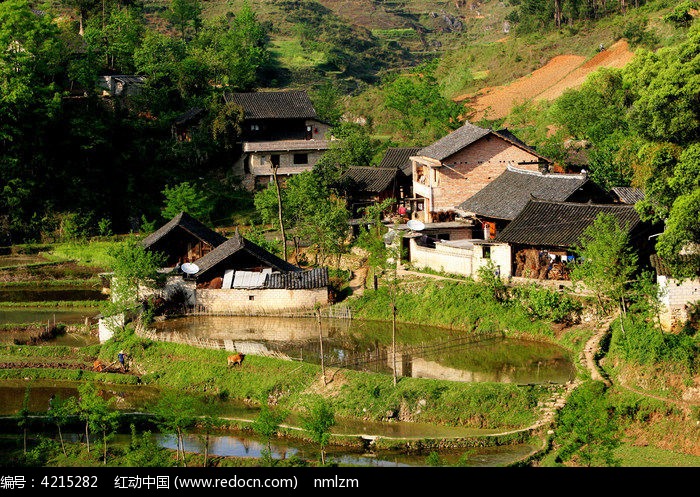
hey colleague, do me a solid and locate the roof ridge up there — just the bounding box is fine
[505,163,586,179]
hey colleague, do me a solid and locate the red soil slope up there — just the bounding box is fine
[459,39,635,121]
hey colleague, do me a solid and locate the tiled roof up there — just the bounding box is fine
[495,199,642,248]
[141,212,227,250]
[417,123,491,161]
[379,147,421,176]
[268,267,329,289]
[340,166,400,192]
[224,90,317,120]
[417,123,550,163]
[457,166,590,220]
[193,230,300,276]
[243,139,331,152]
[611,187,645,204]
[174,107,205,126]
[649,253,699,278]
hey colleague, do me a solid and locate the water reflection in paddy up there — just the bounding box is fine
[152,315,576,385]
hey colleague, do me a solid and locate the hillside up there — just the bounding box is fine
[458,38,636,121]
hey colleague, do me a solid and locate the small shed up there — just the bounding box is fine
[141,212,227,268]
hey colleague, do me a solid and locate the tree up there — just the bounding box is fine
[75,382,118,462]
[17,386,31,454]
[554,381,621,467]
[152,392,198,467]
[167,0,202,42]
[196,3,270,90]
[300,397,336,466]
[383,60,462,145]
[569,212,638,317]
[655,189,700,280]
[106,236,166,316]
[47,394,71,457]
[161,181,214,222]
[251,398,288,466]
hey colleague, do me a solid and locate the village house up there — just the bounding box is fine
[141,211,228,268]
[494,199,655,281]
[97,74,146,97]
[455,165,611,239]
[227,90,333,190]
[409,123,551,224]
[610,186,645,204]
[172,107,206,142]
[137,212,331,316]
[162,229,330,315]
[339,166,408,219]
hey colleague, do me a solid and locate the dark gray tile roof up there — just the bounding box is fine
[224,90,317,120]
[268,267,329,289]
[141,212,227,250]
[417,123,550,163]
[174,107,205,126]
[495,199,642,248]
[611,187,645,204]
[457,166,590,220]
[193,230,300,275]
[650,253,698,278]
[418,123,491,161]
[340,166,400,192]
[379,147,421,176]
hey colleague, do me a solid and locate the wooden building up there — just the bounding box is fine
[495,199,654,280]
[141,211,227,268]
[192,229,301,287]
[226,90,333,190]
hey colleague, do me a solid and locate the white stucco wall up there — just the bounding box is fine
[657,275,700,330]
[408,239,511,279]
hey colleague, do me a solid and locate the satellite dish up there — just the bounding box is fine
[180,262,199,275]
[407,219,425,231]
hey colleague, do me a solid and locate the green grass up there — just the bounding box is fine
[43,241,117,269]
[270,39,328,70]
[0,300,103,308]
[0,278,102,287]
[614,444,700,467]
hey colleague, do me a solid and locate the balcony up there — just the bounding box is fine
[412,181,431,199]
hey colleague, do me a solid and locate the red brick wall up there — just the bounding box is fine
[432,135,541,212]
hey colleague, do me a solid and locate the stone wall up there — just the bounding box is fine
[658,275,700,330]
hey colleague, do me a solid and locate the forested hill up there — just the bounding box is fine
[0,0,698,277]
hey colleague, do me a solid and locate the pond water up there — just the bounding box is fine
[0,287,107,302]
[0,380,540,467]
[152,315,576,385]
[0,308,99,326]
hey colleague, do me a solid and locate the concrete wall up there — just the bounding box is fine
[408,239,512,279]
[249,149,326,177]
[410,241,473,276]
[196,287,329,314]
[658,275,700,330]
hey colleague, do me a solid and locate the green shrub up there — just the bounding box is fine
[511,285,583,324]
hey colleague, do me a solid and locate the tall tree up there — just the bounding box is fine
[570,212,638,317]
[300,397,336,466]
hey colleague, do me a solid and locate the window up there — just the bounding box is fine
[250,124,260,131]
[293,153,308,165]
[483,246,491,259]
[270,154,280,167]
[248,295,255,301]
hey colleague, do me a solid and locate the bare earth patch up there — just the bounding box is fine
[459,39,635,121]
